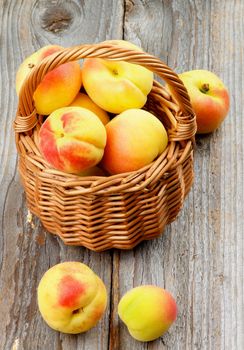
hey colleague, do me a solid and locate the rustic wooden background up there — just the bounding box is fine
[0,0,243,349]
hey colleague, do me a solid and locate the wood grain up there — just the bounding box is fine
[120,1,244,349]
[0,1,123,349]
[0,0,243,349]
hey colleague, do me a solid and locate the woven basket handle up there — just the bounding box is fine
[15,43,196,139]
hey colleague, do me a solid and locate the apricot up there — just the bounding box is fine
[101,109,168,174]
[69,92,110,125]
[82,40,153,113]
[178,70,230,133]
[37,262,107,334]
[118,285,177,341]
[39,107,107,174]
[16,45,82,115]
[79,166,106,177]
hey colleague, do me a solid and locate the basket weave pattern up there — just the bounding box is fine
[14,44,196,251]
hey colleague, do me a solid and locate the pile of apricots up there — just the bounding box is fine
[16,40,168,176]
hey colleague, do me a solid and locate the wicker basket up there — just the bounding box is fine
[14,43,196,252]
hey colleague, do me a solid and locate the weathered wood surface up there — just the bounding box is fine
[0,0,243,349]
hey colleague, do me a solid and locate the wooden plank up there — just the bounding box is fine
[116,0,244,349]
[0,1,123,349]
